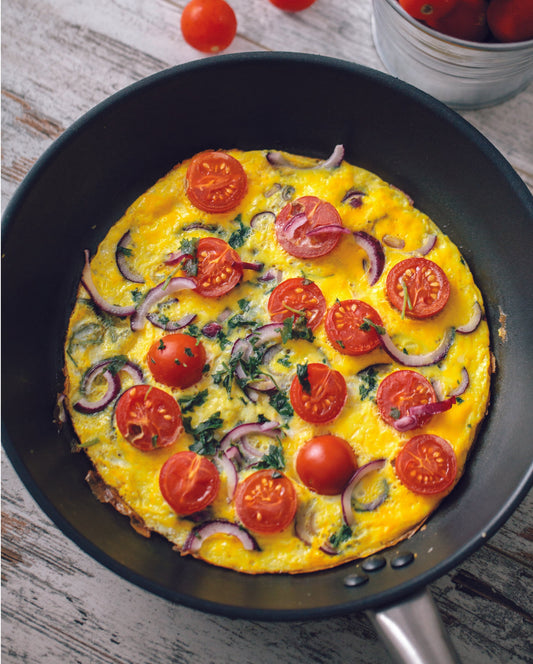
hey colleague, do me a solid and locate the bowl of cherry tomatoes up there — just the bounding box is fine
[372,0,533,108]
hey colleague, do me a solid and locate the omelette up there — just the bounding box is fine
[62,146,491,574]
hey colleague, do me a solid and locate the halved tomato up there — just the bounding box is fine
[376,370,436,428]
[325,299,384,355]
[395,434,457,495]
[115,384,183,451]
[186,150,247,213]
[275,196,344,258]
[159,450,220,515]
[194,237,242,297]
[267,277,326,331]
[234,470,297,534]
[386,257,450,319]
[290,363,347,424]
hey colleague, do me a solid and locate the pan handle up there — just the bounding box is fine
[365,588,461,664]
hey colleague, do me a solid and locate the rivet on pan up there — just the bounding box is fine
[391,551,415,569]
[343,572,369,588]
[361,556,386,572]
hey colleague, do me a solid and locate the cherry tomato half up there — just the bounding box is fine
[275,196,344,259]
[376,370,437,428]
[426,0,489,41]
[180,0,237,54]
[194,237,242,297]
[487,0,533,43]
[115,384,183,451]
[186,150,247,213]
[269,0,317,10]
[399,0,458,21]
[386,257,450,319]
[325,299,384,356]
[296,435,358,495]
[159,451,220,515]
[147,333,206,389]
[395,434,457,495]
[290,363,347,424]
[268,277,326,331]
[234,470,298,534]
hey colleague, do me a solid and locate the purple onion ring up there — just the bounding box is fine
[342,459,387,526]
[115,231,145,284]
[353,231,385,286]
[182,520,260,554]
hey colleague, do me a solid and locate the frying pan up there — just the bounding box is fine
[2,52,532,664]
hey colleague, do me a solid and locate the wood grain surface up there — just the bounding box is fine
[2,1,532,662]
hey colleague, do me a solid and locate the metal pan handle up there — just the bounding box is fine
[366,589,461,664]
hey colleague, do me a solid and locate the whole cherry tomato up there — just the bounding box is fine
[147,333,206,389]
[487,0,533,42]
[159,451,220,515]
[181,0,237,53]
[269,0,317,10]
[399,0,458,21]
[296,435,358,495]
[426,0,489,41]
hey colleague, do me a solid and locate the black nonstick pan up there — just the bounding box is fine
[2,52,533,663]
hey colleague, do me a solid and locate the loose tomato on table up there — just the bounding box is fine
[180,0,237,54]
[186,150,247,213]
[269,0,317,10]
[425,0,489,41]
[194,237,243,297]
[296,435,358,495]
[159,451,220,515]
[275,196,345,259]
[399,0,458,21]
[376,370,437,428]
[487,0,533,42]
[147,333,206,389]
[325,299,384,356]
[267,277,326,331]
[290,363,347,424]
[386,257,450,319]
[115,384,183,451]
[234,469,298,534]
[395,434,457,495]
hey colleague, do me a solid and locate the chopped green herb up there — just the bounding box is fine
[296,362,311,394]
[390,407,401,420]
[359,317,386,335]
[117,245,133,257]
[268,390,294,418]
[400,278,412,319]
[358,366,379,401]
[329,524,352,549]
[185,346,194,357]
[158,339,166,350]
[184,411,223,456]
[228,215,250,248]
[255,444,285,471]
[77,438,100,449]
[151,434,159,448]
[130,288,143,304]
[178,389,209,413]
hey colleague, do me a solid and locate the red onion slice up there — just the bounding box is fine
[74,369,120,414]
[294,502,318,546]
[353,231,385,286]
[220,420,282,452]
[342,459,387,526]
[216,450,239,502]
[412,234,437,256]
[202,321,223,338]
[81,250,136,318]
[449,367,469,397]
[251,211,275,227]
[164,251,192,266]
[393,396,456,432]
[456,302,483,334]
[341,189,366,209]
[306,224,351,237]
[146,312,197,332]
[266,144,344,169]
[235,260,264,272]
[116,231,145,284]
[283,212,308,239]
[182,520,260,554]
[258,268,283,283]
[379,328,455,367]
[131,277,196,331]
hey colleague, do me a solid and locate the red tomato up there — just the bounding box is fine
[487,0,533,42]
[234,470,298,534]
[290,363,347,424]
[399,0,458,21]
[386,257,450,319]
[115,384,183,451]
[180,0,237,53]
[325,299,384,356]
[186,150,247,213]
[395,434,457,495]
[267,277,326,331]
[194,237,242,297]
[296,435,358,495]
[426,0,489,41]
[147,333,206,389]
[376,370,437,428]
[275,196,344,259]
[269,0,317,10]
[159,451,220,515]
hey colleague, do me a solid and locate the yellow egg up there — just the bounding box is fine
[64,148,491,574]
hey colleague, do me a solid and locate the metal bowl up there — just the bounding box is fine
[372,0,533,109]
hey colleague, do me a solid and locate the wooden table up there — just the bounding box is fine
[2,1,532,662]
